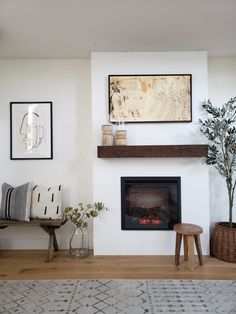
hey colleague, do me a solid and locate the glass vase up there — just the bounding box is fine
[69,226,89,258]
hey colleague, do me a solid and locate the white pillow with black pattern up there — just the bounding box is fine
[31,185,62,219]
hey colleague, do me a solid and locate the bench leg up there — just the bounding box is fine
[41,226,59,262]
[52,231,59,252]
[47,231,54,262]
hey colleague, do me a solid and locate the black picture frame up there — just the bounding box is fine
[109,74,192,123]
[10,101,53,160]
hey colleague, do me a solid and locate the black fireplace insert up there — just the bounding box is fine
[121,177,181,230]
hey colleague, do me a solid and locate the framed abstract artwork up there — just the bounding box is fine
[10,101,53,160]
[108,74,192,123]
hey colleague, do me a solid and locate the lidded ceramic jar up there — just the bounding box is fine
[102,124,113,146]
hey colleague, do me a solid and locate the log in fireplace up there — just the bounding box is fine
[121,177,181,230]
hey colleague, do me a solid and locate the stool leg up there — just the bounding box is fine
[183,235,188,261]
[187,235,194,271]
[175,233,182,266]
[194,235,203,266]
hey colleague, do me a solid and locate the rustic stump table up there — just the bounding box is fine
[174,223,203,271]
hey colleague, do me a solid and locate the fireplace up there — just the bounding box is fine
[121,177,181,230]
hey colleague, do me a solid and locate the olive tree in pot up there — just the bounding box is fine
[199,97,236,262]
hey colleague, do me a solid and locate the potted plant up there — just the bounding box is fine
[62,202,107,258]
[199,97,236,262]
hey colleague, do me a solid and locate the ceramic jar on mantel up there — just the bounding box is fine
[115,130,127,145]
[102,124,113,146]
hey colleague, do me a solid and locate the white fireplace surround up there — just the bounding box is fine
[92,52,209,255]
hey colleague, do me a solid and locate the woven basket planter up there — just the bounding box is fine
[210,222,236,263]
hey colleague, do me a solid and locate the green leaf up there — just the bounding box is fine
[61,202,108,229]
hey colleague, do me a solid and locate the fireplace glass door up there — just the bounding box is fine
[121,177,181,230]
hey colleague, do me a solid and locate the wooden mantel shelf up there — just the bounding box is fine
[97,145,208,158]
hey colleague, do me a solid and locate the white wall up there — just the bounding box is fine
[208,57,236,226]
[0,60,92,249]
[92,52,210,255]
[0,56,234,252]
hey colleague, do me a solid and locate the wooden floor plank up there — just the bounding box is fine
[0,250,235,280]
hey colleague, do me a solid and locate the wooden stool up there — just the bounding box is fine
[174,223,203,271]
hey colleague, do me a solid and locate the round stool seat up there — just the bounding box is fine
[174,223,203,235]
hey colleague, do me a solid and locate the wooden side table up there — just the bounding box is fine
[174,223,203,271]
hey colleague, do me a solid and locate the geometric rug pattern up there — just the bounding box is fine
[0,279,235,313]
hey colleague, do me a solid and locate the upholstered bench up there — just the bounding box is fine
[0,219,66,262]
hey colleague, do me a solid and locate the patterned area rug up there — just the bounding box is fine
[0,279,235,314]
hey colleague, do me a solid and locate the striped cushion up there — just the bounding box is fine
[0,182,32,221]
[31,185,62,219]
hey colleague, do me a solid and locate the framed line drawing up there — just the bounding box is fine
[108,74,192,123]
[10,101,53,160]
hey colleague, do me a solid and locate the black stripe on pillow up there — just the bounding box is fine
[5,188,10,219]
[38,193,40,202]
[51,193,54,202]
[6,188,14,220]
[44,206,47,215]
[33,185,38,191]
